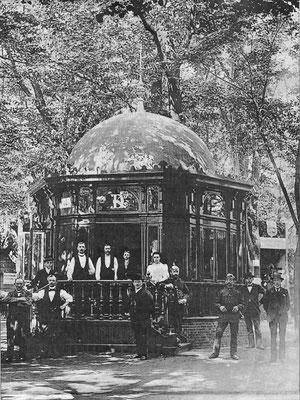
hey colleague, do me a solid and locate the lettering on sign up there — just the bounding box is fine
[96,188,139,211]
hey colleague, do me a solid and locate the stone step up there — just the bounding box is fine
[66,341,192,356]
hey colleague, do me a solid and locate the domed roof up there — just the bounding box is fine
[68,111,215,175]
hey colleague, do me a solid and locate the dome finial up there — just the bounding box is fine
[136,42,145,112]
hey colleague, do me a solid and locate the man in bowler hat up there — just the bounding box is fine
[240,271,265,349]
[129,273,154,360]
[261,272,290,362]
[209,273,244,360]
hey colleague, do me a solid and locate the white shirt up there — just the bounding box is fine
[67,254,95,280]
[146,263,169,283]
[32,288,73,304]
[95,255,118,280]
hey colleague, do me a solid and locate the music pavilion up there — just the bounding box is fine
[30,98,252,349]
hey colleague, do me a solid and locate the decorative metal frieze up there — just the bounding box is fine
[147,186,160,211]
[59,189,76,215]
[201,192,226,218]
[96,187,140,212]
[78,186,95,214]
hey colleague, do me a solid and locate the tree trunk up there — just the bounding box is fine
[294,138,300,332]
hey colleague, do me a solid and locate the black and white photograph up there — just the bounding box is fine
[0,0,299,399]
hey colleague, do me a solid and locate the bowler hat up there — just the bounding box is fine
[131,272,142,281]
[244,272,254,279]
[272,272,284,281]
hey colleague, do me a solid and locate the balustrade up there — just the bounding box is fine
[57,280,233,320]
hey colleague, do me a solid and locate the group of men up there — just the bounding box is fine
[1,274,72,362]
[60,242,137,282]
[209,271,290,363]
[1,242,290,364]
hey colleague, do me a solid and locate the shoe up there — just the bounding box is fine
[19,357,26,362]
[209,352,219,359]
[4,357,12,363]
[140,356,147,360]
[257,345,265,350]
[231,354,239,360]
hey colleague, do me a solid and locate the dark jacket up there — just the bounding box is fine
[3,289,32,318]
[117,260,136,280]
[215,286,244,322]
[29,268,55,290]
[240,283,265,317]
[161,277,189,305]
[129,287,154,323]
[262,286,290,323]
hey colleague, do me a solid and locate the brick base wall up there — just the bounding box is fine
[61,317,248,350]
[182,317,248,349]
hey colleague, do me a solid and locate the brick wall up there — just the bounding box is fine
[182,317,248,348]
[61,317,248,350]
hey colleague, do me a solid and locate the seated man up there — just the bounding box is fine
[33,275,73,358]
[162,265,189,334]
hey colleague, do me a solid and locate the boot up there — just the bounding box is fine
[209,338,221,359]
[246,333,255,348]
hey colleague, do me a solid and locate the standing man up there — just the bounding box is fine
[209,273,244,360]
[67,242,95,280]
[262,272,290,362]
[146,252,169,284]
[27,259,55,290]
[33,275,73,358]
[95,243,118,280]
[162,264,189,334]
[117,249,136,280]
[2,278,32,362]
[129,273,154,360]
[240,272,265,349]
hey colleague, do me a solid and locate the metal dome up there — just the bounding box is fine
[68,111,215,174]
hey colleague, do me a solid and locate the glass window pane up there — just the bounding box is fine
[231,233,237,278]
[203,193,225,217]
[203,228,214,279]
[216,231,227,280]
[189,226,197,280]
[148,226,159,265]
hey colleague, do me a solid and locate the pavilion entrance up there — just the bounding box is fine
[94,223,141,267]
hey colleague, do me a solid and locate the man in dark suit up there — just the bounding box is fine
[209,273,244,360]
[161,264,189,334]
[117,249,136,280]
[27,259,55,290]
[262,272,290,362]
[240,272,265,349]
[129,273,154,360]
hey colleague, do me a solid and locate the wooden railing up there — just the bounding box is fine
[57,280,231,320]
